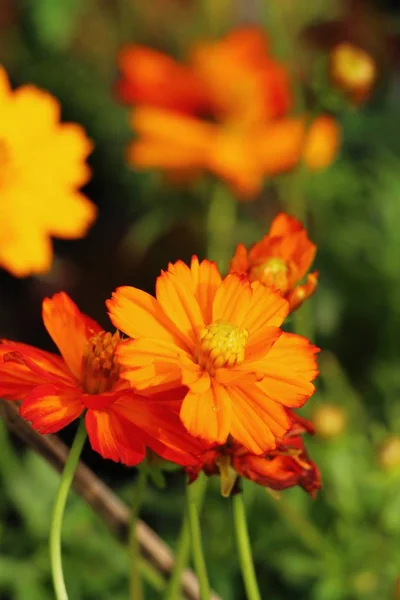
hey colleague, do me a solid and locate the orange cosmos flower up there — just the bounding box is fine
[117,28,340,197]
[186,411,321,497]
[230,212,318,311]
[107,257,319,455]
[0,67,96,278]
[0,292,201,466]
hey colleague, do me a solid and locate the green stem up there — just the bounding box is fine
[129,466,148,600]
[185,477,210,600]
[49,420,87,600]
[206,181,237,271]
[165,475,208,600]
[232,492,262,600]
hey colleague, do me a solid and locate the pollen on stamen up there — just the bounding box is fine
[81,331,121,394]
[196,319,248,373]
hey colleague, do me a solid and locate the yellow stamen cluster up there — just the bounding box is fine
[250,257,289,291]
[196,319,248,374]
[81,331,121,394]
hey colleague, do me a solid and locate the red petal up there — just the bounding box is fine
[20,384,84,434]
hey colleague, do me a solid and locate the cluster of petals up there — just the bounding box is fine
[117,27,341,196]
[0,67,96,277]
[230,212,318,311]
[186,410,321,497]
[0,292,203,466]
[107,256,319,455]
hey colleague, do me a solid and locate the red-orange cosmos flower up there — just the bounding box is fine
[0,67,96,277]
[117,28,340,197]
[107,257,319,455]
[0,293,201,466]
[230,212,318,311]
[187,411,321,497]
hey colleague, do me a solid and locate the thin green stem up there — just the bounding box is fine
[49,420,87,600]
[165,474,208,600]
[206,181,237,271]
[232,492,262,600]
[185,476,210,600]
[129,466,148,600]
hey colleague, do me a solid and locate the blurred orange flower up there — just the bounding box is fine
[117,28,340,197]
[107,256,319,454]
[0,67,96,277]
[187,410,321,497]
[0,292,201,466]
[230,212,318,311]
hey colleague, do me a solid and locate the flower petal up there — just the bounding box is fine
[257,332,319,407]
[113,394,205,466]
[180,381,231,445]
[155,269,204,346]
[167,257,221,325]
[0,341,75,398]
[85,408,145,466]
[20,384,84,434]
[212,274,252,327]
[42,292,102,381]
[107,286,188,349]
[229,384,281,453]
[117,338,183,390]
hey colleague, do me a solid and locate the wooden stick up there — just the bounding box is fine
[0,400,221,600]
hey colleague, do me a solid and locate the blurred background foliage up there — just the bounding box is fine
[1,0,400,598]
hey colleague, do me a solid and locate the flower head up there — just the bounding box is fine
[0,67,96,277]
[107,257,319,454]
[230,212,318,311]
[186,411,321,497]
[0,293,201,466]
[117,28,340,197]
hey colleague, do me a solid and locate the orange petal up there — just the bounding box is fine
[116,45,206,112]
[257,332,319,407]
[180,382,231,445]
[85,407,146,465]
[155,268,204,346]
[245,281,289,333]
[229,384,279,453]
[212,274,252,327]
[256,118,305,174]
[117,338,183,391]
[42,292,102,381]
[303,116,341,170]
[229,243,249,276]
[107,285,188,350]
[167,257,221,324]
[113,395,205,466]
[20,384,84,434]
[287,271,319,312]
[0,341,75,398]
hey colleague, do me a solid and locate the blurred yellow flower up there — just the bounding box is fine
[0,66,96,277]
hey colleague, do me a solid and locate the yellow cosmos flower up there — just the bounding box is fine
[0,66,96,277]
[107,257,319,454]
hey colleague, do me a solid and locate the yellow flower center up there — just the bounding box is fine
[81,331,121,394]
[196,319,248,373]
[250,257,289,291]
